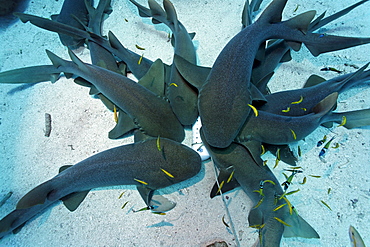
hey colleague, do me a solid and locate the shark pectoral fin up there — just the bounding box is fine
[248,207,264,227]
[12,222,26,234]
[16,180,55,209]
[74,77,93,88]
[238,140,264,166]
[283,213,320,239]
[138,59,165,97]
[59,164,91,211]
[97,93,115,111]
[61,191,90,212]
[303,74,326,88]
[173,54,210,90]
[136,185,154,207]
[210,168,240,198]
[109,109,136,139]
[264,144,298,166]
[250,83,267,104]
[253,72,274,95]
[280,49,292,63]
[150,194,176,212]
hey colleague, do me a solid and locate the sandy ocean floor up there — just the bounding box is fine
[0,0,369,246]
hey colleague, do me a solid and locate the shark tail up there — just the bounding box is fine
[129,0,178,31]
[283,213,320,239]
[46,49,91,78]
[16,180,56,209]
[322,108,370,129]
[46,49,74,78]
[0,65,61,84]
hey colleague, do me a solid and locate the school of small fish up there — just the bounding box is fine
[0,0,369,246]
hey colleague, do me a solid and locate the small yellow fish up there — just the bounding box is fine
[282,107,291,112]
[299,176,307,185]
[349,225,366,247]
[273,203,287,212]
[274,217,291,227]
[222,215,230,228]
[248,104,258,117]
[274,158,280,169]
[121,201,129,209]
[169,82,178,87]
[156,136,161,151]
[338,115,347,127]
[134,178,148,185]
[291,96,303,104]
[320,200,332,211]
[301,107,307,111]
[216,180,225,195]
[274,149,281,169]
[261,145,266,155]
[138,53,144,65]
[285,189,300,196]
[250,223,265,229]
[135,44,145,50]
[332,143,340,149]
[290,129,297,140]
[227,170,235,183]
[161,168,174,178]
[253,197,264,209]
[281,196,293,215]
[113,105,118,123]
[309,175,321,178]
[118,191,125,199]
[263,180,276,185]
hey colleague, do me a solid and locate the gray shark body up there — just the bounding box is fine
[46,49,185,142]
[201,129,319,247]
[0,138,201,239]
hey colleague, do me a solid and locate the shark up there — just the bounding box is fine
[201,129,319,247]
[45,49,185,142]
[130,0,199,125]
[174,0,370,148]
[51,0,91,49]
[0,138,201,239]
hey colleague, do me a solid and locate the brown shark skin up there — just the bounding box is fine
[258,65,370,116]
[199,0,370,148]
[52,0,89,49]
[130,0,199,125]
[0,138,201,239]
[237,93,337,145]
[46,49,185,143]
[198,0,315,148]
[201,130,309,247]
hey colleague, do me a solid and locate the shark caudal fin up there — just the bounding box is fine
[0,65,62,84]
[46,49,75,78]
[16,180,55,209]
[130,0,178,31]
[283,212,320,239]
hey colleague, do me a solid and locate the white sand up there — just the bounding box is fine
[0,0,369,246]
